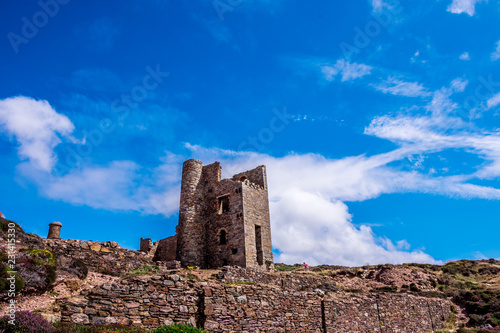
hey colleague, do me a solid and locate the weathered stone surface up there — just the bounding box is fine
[90,244,101,252]
[71,313,90,324]
[152,235,177,262]
[236,295,247,303]
[100,247,112,253]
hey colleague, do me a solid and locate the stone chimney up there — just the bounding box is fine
[140,238,153,253]
[47,222,62,239]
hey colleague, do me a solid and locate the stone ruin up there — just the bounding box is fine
[141,159,274,270]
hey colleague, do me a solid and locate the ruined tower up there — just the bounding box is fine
[175,159,274,270]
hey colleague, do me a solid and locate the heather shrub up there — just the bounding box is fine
[0,311,54,333]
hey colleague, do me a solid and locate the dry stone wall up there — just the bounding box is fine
[217,266,339,292]
[204,284,324,332]
[58,274,200,328]
[324,292,448,333]
[59,272,450,332]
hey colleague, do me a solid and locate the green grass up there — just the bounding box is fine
[275,265,298,271]
[126,264,160,276]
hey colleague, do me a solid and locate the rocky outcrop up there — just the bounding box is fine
[43,239,151,275]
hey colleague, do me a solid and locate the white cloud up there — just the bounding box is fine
[447,0,487,16]
[371,0,395,12]
[0,96,78,172]
[366,79,500,182]
[185,144,443,265]
[321,59,372,82]
[491,40,500,61]
[270,189,436,266]
[18,156,183,217]
[487,93,500,109]
[459,52,470,60]
[372,77,432,97]
[184,130,500,265]
[6,91,500,266]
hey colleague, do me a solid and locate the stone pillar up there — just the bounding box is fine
[47,222,62,239]
[140,238,153,253]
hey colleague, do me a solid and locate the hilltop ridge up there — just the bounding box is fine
[1,216,499,332]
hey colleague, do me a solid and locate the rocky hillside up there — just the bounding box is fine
[1,216,499,332]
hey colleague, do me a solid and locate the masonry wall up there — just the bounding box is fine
[153,235,177,262]
[58,274,200,327]
[242,182,274,270]
[232,165,267,189]
[204,179,246,268]
[323,292,449,333]
[59,274,450,332]
[204,284,323,332]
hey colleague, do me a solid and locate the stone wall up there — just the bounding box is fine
[204,178,246,269]
[58,274,200,327]
[153,235,177,262]
[43,239,151,275]
[323,292,449,332]
[231,165,267,189]
[217,266,339,292]
[59,273,450,332]
[241,182,274,270]
[204,284,324,332]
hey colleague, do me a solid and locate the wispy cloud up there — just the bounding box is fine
[18,156,183,217]
[447,0,487,16]
[321,59,372,82]
[459,52,470,61]
[370,0,395,12]
[491,40,500,61]
[372,77,432,97]
[487,92,500,109]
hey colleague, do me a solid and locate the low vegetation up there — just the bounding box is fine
[126,264,160,276]
[274,264,299,271]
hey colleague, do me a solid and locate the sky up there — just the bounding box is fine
[1,0,500,266]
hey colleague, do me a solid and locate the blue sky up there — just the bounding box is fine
[1,0,500,266]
